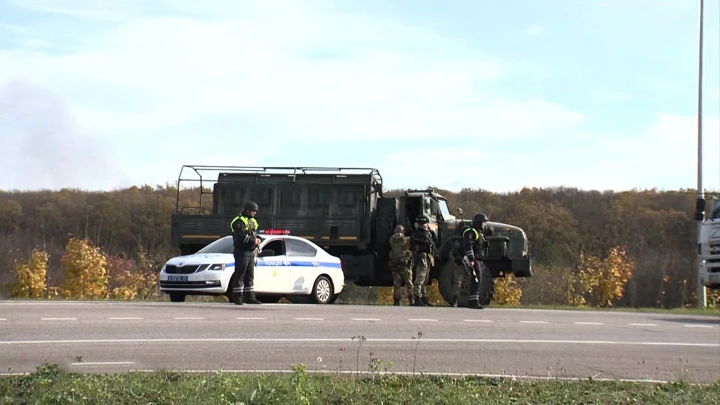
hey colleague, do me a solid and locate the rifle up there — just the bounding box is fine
[425,233,439,260]
[461,256,479,283]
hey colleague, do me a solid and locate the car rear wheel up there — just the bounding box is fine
[312,275,334,304]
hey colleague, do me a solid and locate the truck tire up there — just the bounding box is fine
[479,266,494,306]
[438,259,467,306]
[438,259,494,307]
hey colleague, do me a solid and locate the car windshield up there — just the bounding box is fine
[196,236,234,254]
[438,199,451,217]
[711,202,720,220]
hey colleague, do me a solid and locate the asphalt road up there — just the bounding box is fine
[1,300,718,383]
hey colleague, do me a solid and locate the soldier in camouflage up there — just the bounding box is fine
[410,216,434,307]
[388,224,413,306]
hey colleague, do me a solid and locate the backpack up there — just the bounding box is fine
[389,235,412,265]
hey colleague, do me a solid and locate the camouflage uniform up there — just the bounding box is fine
[388,225,413,305]
[410,217,434,306]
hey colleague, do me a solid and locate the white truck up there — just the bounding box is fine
[697,199,720,290]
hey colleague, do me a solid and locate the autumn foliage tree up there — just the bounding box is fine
[59,237,108,299]
[107,247,160,300]
[493,273,522,305]
[577,246,634,307]
[0,184,717,309]
[7,249,49,298]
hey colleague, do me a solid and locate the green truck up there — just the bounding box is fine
[170,165,532,306]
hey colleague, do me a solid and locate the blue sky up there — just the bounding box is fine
[0,0,719,193]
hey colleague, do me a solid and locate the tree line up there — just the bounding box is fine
[0,184,718,308]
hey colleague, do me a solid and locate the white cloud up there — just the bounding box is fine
[0,13,523,143]
[524,25,544,36]
[2,1,716,193]
[598,114,720,192]
[0,80,130,190]
[590,90,634,102]
[377,113,720,192]
[0,2,593,191]
[6,0,143,21]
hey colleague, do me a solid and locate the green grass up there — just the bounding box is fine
[1,364,718,405]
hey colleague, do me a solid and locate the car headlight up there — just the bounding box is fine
[208,263,226,271]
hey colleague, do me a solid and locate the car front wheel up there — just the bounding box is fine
[312,275,334,304]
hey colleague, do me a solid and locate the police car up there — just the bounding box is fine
[159,230,345,304]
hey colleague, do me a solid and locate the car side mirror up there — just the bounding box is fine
[258,249,275,257]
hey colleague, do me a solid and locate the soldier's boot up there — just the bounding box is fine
[244,290,262,305]
[231,293,243,305]
[408,297,414,306]
[467,299,484,309]
[422,296,433,307]
[413,297,427,307]
[393,298,400,306]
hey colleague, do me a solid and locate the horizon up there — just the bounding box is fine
[1,0,719,193]
[1,178,719,195]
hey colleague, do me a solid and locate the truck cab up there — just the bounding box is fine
[393,189,532,278]
[698,201,720,290]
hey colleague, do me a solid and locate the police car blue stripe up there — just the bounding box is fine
[253,260,341,268]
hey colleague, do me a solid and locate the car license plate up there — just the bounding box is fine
[168,275,188,282]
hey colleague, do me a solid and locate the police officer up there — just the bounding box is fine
[410,216,434,307]
[229,201,262,305]
[389,225,413,306]
[462,213,492,309]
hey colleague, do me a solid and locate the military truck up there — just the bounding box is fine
[170,165,532,306]
[697,198,720,291]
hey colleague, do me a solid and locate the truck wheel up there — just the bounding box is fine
[438,260,468,307]
[438,260,493,307]
[479,268,494,306]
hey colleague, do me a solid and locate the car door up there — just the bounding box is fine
[284,238,320,293]
[255,238,291,293]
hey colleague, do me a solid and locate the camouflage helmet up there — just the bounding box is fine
[243,201,259,212]
[394,224,404,234]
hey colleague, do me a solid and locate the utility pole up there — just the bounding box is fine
[696,0,707,308]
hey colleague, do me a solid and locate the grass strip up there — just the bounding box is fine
[1,363,718,405]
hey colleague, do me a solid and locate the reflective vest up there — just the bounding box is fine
[230,215,258,233]
[461,227,482,255]
[462,227,479,240]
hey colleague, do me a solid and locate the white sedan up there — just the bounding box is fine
[159,230,345,304]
